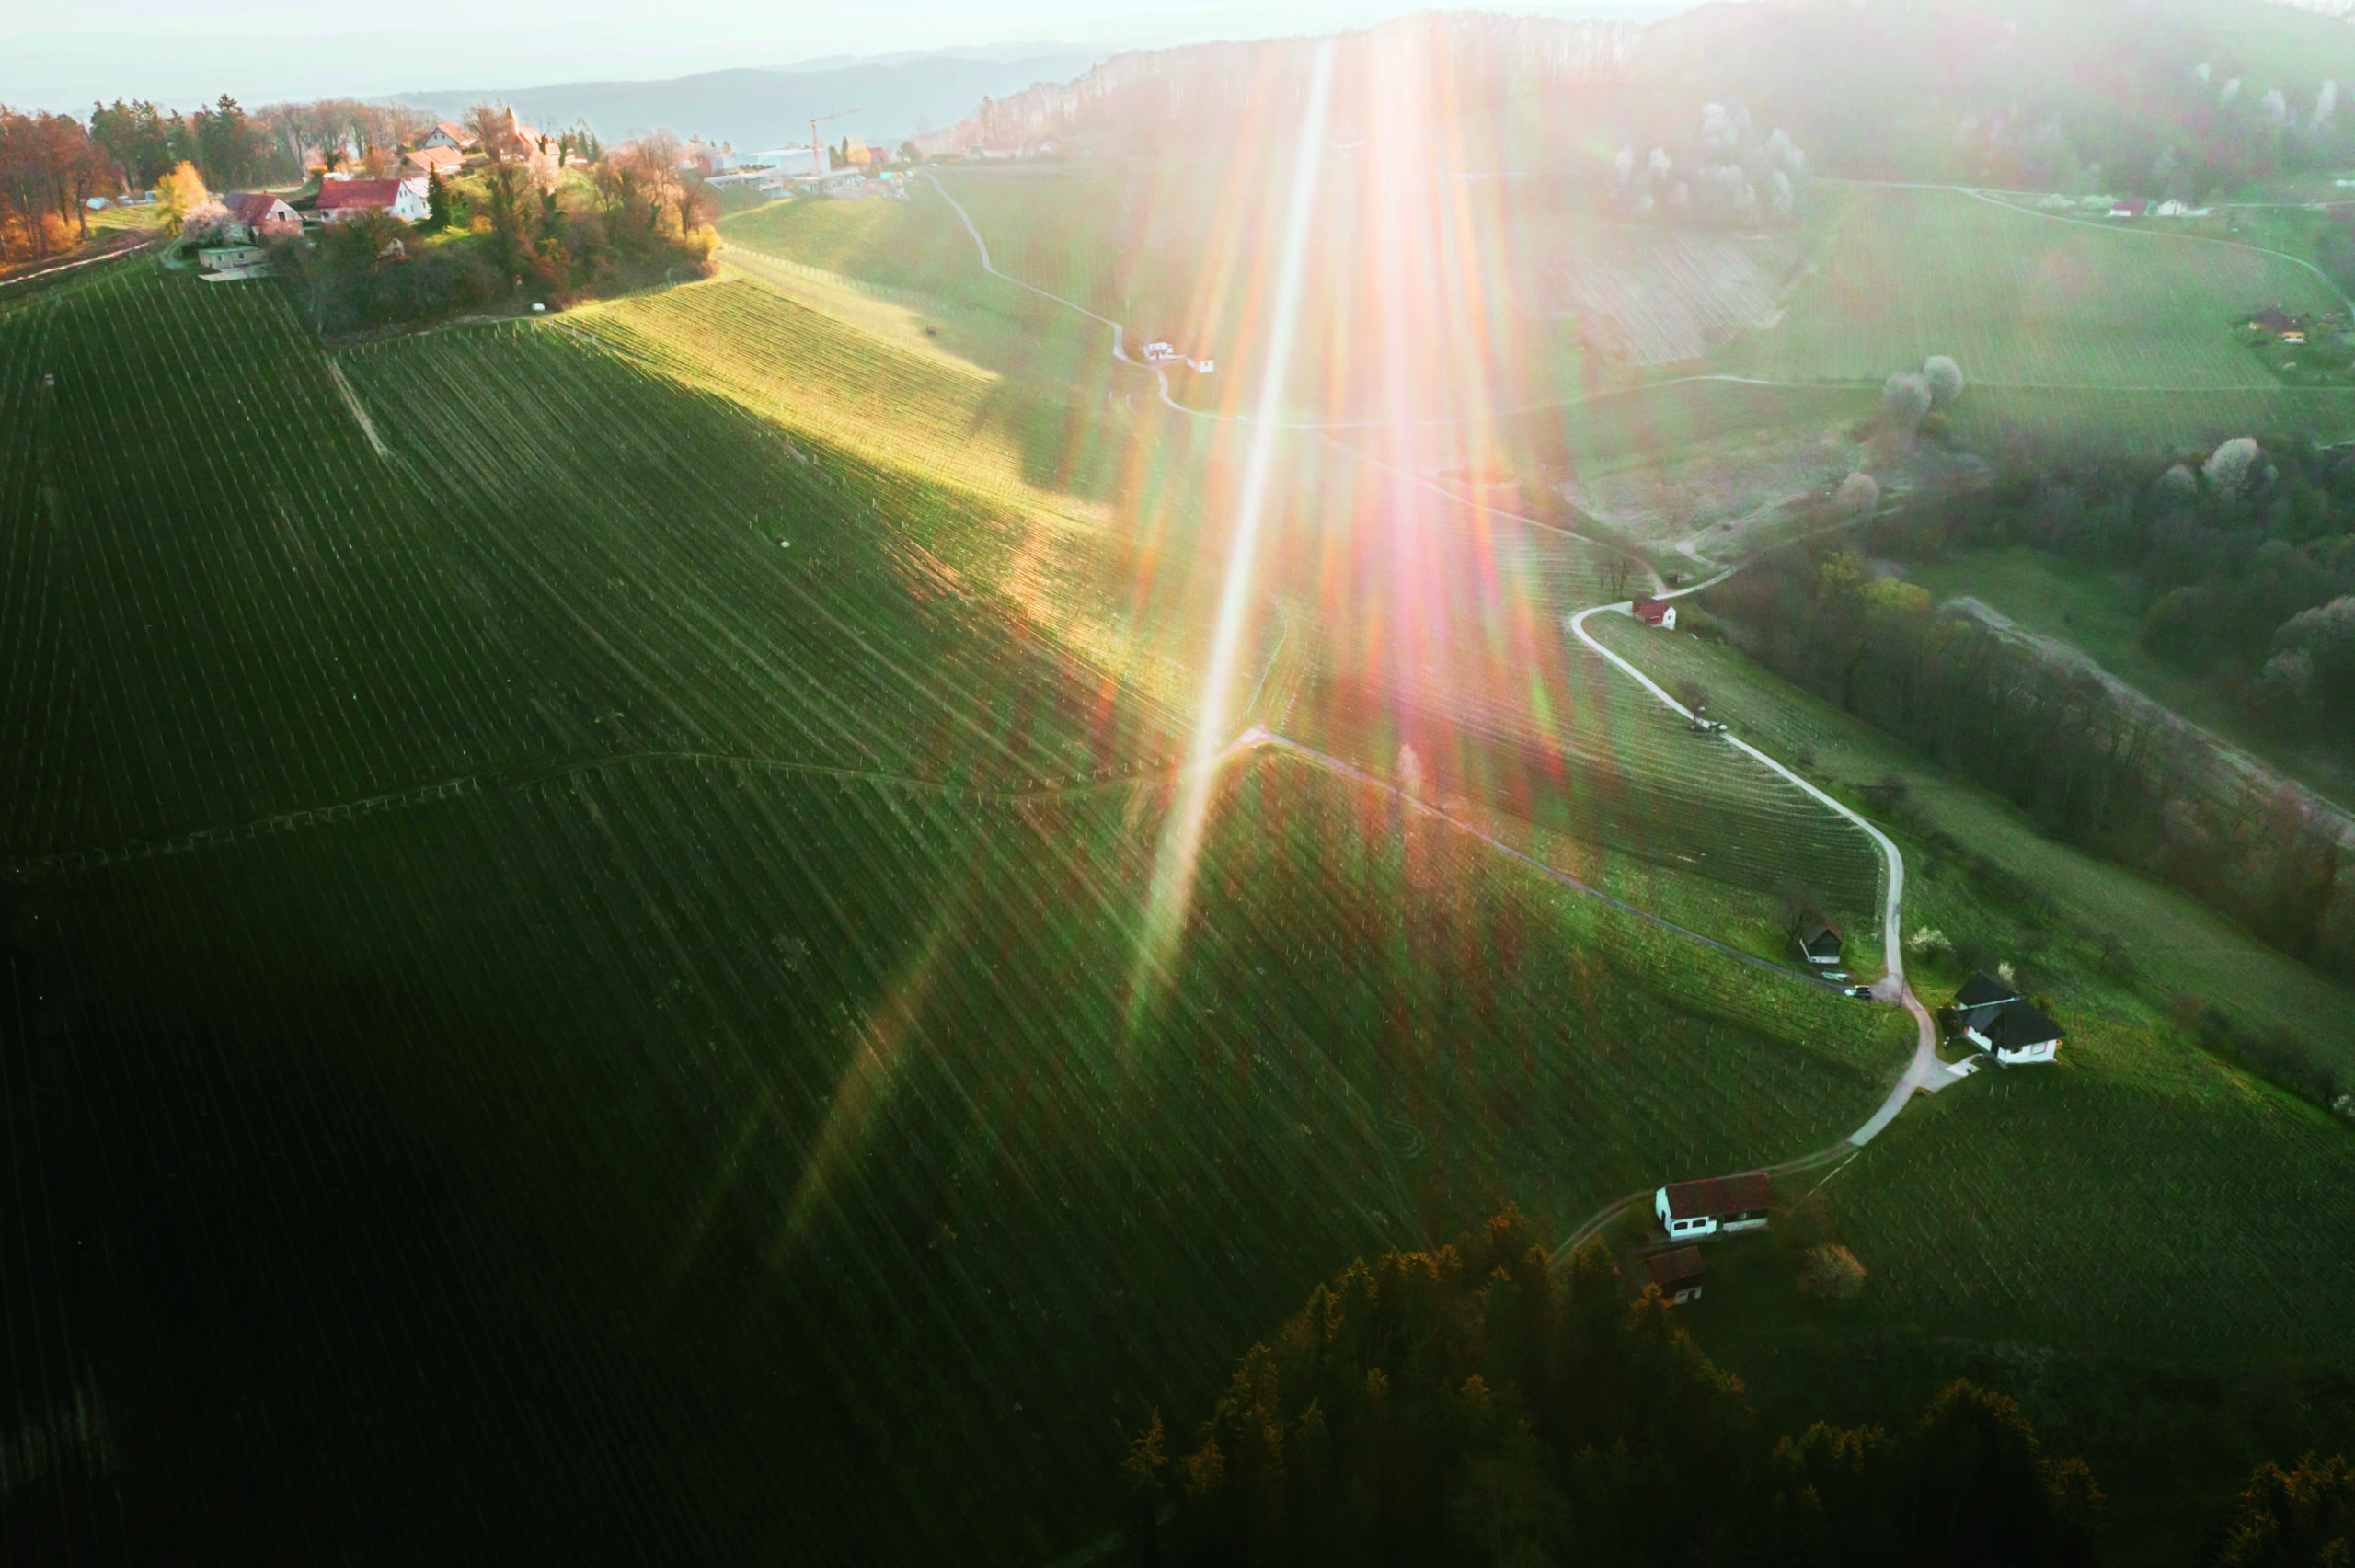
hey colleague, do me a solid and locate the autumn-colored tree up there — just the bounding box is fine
[1141,1208,2102,1565]
[2213,1453,2355,1567]
[153,160,208,231]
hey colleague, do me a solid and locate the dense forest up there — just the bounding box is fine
[1122,1207,2105,1566]
[1127,1207,2354,1567]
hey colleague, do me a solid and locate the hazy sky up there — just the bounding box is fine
[0,0,1694,112]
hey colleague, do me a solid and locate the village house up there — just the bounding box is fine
[2108,197,2147,219]
[1631,596,1676,629]
[1946,972,2063,1064]
[1654,1172,1773,1241]
[222,191,300,240]
[316,178,431,224]
[399,145,464,180]
[1646,1245,1706,1305]
[418,120,474,153]
[1793,907,1842,968]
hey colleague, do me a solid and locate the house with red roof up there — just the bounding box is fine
[1645,1245,1706,1305]
[419,120,475,153]
[316,178,430,224]
[224,191,300,239]
[1630,596,1676,629]
[400,145,465,180]
[1654,1172,1773,1241]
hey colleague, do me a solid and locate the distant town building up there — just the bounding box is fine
[418,120,475,153]
[1655,1173,1773,1241]
[1646,1245,1706,1305]
[316,178,430,224]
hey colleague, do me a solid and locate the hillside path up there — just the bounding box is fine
[922,163,1953,1264]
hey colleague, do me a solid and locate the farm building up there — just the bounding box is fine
[1646,1245,1706,1305]
[1946,973,2063,1064]
[197,244,267,273]
[316,178,430,224]
[1793,908,1842,967]
[224,192,300,239]
[1141,340,1178,361]
[2249,307,2304,339]
[2154,199,2194,216]
[418,120,474,153]
[1656,1173,1773,1240]
[1631,597,1676,629]
[2108,198,2147,219]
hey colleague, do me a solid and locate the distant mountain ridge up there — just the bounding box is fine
[394,52,1103,153]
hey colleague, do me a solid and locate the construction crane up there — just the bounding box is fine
[808,109,859,187]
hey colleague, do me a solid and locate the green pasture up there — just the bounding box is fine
[1744,186,2341,391]
[1949,382,2355,453]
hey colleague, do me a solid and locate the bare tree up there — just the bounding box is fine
[466,102,510,165]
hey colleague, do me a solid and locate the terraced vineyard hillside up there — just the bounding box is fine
[0,259,1915,1560]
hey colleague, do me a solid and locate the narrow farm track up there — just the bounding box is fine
[924,167,1955,1264]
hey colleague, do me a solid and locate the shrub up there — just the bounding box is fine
[1922,354,1966,406]
[2204,436,2259,494]
[1836,471,1881,516]
[1799,1243,1867,1300]
[1882,372,1934,430]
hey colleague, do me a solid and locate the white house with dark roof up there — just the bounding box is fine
[1947,972,2062,1065]
[316,178,430,224]
[1655,1172,1773,1241]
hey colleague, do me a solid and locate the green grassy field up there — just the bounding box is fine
[1747,187,2342,390]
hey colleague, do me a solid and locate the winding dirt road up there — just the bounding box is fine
[920,169,1953,1261]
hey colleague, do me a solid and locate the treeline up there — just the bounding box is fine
[267,135,715,336]
[923,13,1638,157]
[1649,2,2355,201]
[1121,1207,2103,1566]
[1874,434,2355,790]
[0,109,115,261]
[1704,543,2355,990]
[1,95,281,263]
